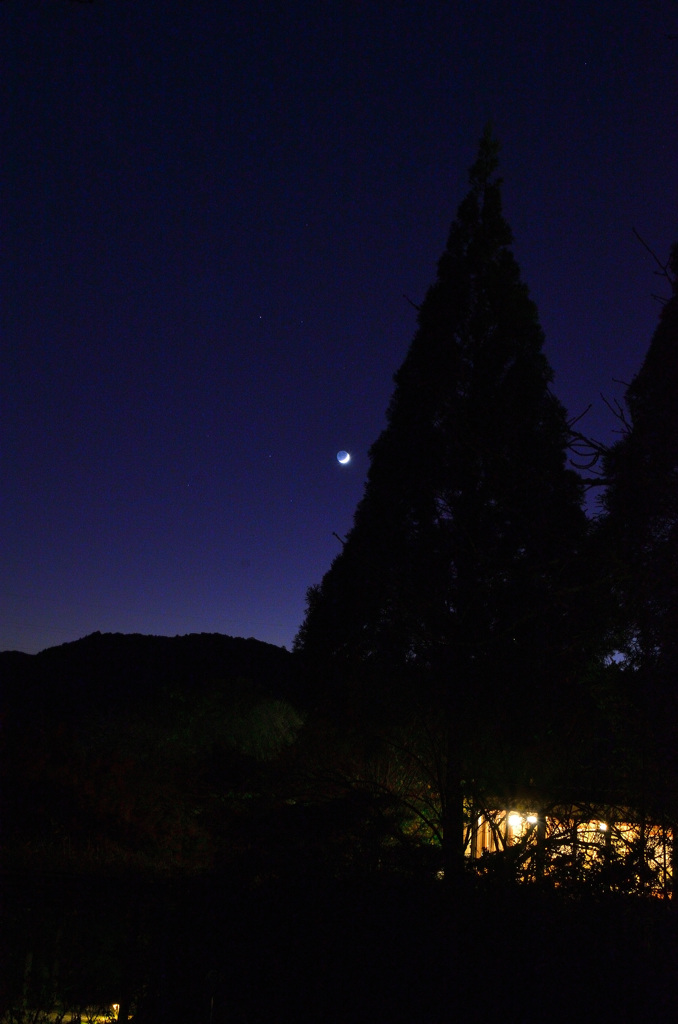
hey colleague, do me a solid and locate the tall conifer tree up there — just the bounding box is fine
[601,246,678,818]
[296,131,588,872]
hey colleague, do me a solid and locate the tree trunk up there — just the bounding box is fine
[441,743,466,889]
[535,815,546,882]
[116,996,131,1024]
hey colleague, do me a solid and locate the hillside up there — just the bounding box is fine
[1,631,304,878]
[0,630,298,720]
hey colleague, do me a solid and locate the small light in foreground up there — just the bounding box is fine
[598,822,608,832]
[508,813,522,829]
[526,814,538,824]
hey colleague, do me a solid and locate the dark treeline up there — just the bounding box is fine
[2,132,678,1020]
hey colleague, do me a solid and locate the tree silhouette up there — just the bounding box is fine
[296,129,589,879]
[601,244,678,832]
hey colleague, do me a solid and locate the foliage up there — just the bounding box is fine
[600,244,678,816]
[277,707,447,876]
[3,664,304,876]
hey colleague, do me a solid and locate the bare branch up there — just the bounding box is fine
[601,393,631,433]
[565,402,609,481]
[567,404,593,430]
[633,227,675,288]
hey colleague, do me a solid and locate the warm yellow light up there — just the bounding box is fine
[112,1007,120,1020]
[598,822,608,832]
[508,813,522,829]
[526,814,538,824]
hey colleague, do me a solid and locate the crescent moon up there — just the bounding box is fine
[337,450,351,464]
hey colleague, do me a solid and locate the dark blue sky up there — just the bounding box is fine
[3,0,677,653]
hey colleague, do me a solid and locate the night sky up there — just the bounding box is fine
[4,1,677,654]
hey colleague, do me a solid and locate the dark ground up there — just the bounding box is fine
[4,868,678,1024]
